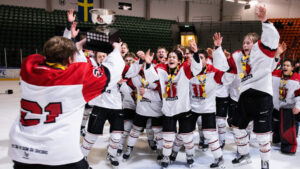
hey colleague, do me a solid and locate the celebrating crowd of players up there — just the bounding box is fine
[8,6,300,169]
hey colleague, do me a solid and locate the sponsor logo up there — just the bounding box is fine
[166,96,178,101]
[241,74,253,82]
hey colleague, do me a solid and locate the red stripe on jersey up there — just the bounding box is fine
[122,65,130,79]
[227,55,237,74]
[182,61,193,80]
[126,78,135,90]
[214,70,225,85]
[272,70,282,77]
[258,40,276,58]
[294,88,300,97]
[155,63,168,72]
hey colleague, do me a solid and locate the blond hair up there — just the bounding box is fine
[243,32,260,44]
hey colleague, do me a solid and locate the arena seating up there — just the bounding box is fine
[269,18,300,59]
[0,5,175,67]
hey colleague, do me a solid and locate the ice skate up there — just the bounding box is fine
[261,160,269,169]
[80,126,86,137]
[117,149,122,156]
[161,156,170,169]
[232,153,251,167]
[148,140,157,151]
[122,146,133,161]
[198,136,205,149]
[201,143,209,152]
[220,140,225,149]
[210,156,225,169]
[107,154,119,169]
[157,149,163,163]
[186,155,194,168]
[169,151,178,163]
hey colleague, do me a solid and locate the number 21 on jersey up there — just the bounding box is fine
[20,99,62,126]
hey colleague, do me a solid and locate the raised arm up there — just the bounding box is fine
[63,9,77,39]
[143,49,160,83]
[212,32,229,71]
[189,39,202,77]
[101,42,125,88]
[257,6,280,57]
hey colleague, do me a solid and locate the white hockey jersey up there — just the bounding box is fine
[272,70,300,110]
[120,79,136,110]
[9,51,124,165]
[129,69,163,117]
[190,61,234,113]
[144,54,202,117]
[88,49,125,109]
[227,22,280,96]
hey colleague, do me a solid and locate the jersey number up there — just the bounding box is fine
[192,84,204,97]
[165,82,177,98]
[20,99,62,126]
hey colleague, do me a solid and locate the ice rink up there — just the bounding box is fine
[1,80,299,169]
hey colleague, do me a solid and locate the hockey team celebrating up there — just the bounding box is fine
[8,5,300,169]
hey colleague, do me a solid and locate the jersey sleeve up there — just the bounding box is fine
[101,48,125,89]
[212,46,229,71]
[294,88,300,110]
[144,64,160,83]
[63,28,71,39]
[227,55,238,74]
[213,66,234,85]
[82,64,109,102]
[125,60,144,78]
[183,53,203,79]
[258,22,280,58]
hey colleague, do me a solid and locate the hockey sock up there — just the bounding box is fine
[233,127,249,155]
[203,130,222,159]
[256,132,271,161]
[108,131,122,157]
[81,132,98,157]
[127,125,143,147]
[216,117,227,145]
[162,132,176,156]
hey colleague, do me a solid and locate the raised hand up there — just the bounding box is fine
[145,49,154,64]
[213,32,223,47]
[224,49,231,59]
[112,42,122,51]
[137,50,145,60]
[71,22,80,39]
[206,48,214,57]
[76,38,86,51]
[256,6,267,22]
[293,107,300,115]
[275,41,287,57]
[67,9,76,23]
[189,39,198,53]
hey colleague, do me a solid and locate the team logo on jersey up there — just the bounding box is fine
[93,68,103,77]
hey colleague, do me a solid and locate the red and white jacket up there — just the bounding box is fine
[272,70,300,111]
[9,50,124,165]
[144,54,202,117]
[127,68,163,117]
[227,22,280,96]
[190,64,234,114]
